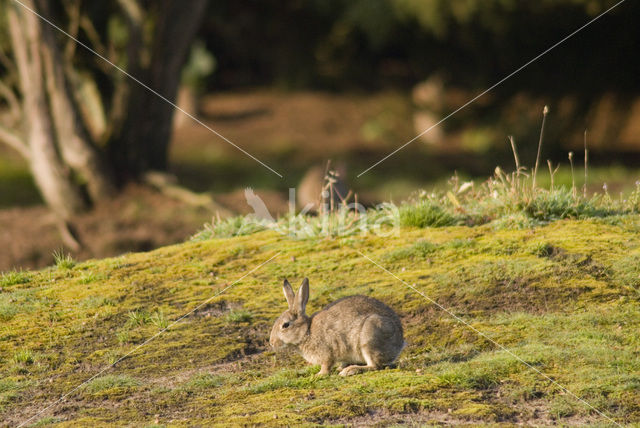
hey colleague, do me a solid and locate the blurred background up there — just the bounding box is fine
[0,0,639,270]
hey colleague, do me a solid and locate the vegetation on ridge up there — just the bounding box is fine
[1,214,640,426]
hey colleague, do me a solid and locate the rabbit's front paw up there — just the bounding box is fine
[316,363,332,377]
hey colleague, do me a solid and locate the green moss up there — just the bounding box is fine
[453,401,517,421]
[79,295,116,309]
[550,396,579,419]
[384,239,438,261]
[608,253,640,294]
[0,379,22,410]
[85,375,141,395]
[248,367,319,393]
[182,373,225,390]
[78,271,106,285]
[1,221,639,425]
[29,416,63,426]
[385,397,433,413]
[0,301,18,321]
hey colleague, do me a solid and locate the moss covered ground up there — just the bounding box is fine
[1,218,640,427]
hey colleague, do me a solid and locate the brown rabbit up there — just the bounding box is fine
[270,278,405,376]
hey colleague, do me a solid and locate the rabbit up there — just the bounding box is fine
[269,278,405,376]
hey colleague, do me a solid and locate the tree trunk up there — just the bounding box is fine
[36,0,116,201]
[2,0,209,221]
[7,1,87,220]
[110,0,208,178]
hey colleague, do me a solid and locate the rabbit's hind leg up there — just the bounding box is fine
[338,348,380,376]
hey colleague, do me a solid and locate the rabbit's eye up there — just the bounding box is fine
[282,322,290,329]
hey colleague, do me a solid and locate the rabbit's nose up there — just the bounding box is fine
[269,337,282,349]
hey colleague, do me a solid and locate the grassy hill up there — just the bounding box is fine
[1,216,640,426]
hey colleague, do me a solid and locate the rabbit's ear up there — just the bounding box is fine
[295,278,309,315]
[283,279,295,309]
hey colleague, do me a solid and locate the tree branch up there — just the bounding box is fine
[0,80,22,125]
[0,44,18,77]
[62,0,82,61]
[79,14,110,66]
[103,0,144,141]
[117,0,144,25]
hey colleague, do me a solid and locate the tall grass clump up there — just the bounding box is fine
[127,310,150,326]
[192,163,401,239]
[524,187,609,220]
[53,250,75,270]
[190,110,640,238]
[85,375,140,394]
[13,349,35,365]
[225,309,254,324]
[449,167,616,226]
[399,198,460,228]
[149,309,169,329]
[191,215,265,240]
[0,270,31,287]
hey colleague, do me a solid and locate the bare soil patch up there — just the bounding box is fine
[0,185,208,271]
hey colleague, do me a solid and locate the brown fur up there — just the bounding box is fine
[270,278,405,376]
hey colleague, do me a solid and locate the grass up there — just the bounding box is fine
[399,199,460,228]
[383,239,438,262]
[225,309,254,323]
[12,349,35,365]
[53,250,76,270]
[1,213,640,425]
[79,295,115,309]
[0,270,31,287]
[247,367,319,394]
[182,373,225,390]
[191,165,640,242]
[0,379,21,412]
[192,202,400,240]
[127,309,150,326]
[78,271,105,285]
[399,168,629,229]
[149,310,169,329]
[85,375,141,395]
